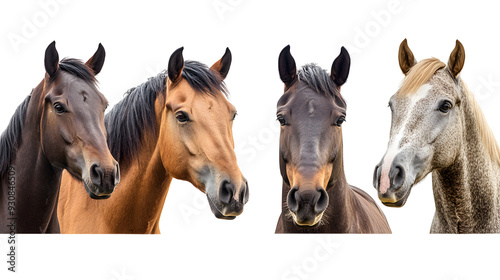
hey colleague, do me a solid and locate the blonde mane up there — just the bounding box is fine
[398,57,500,167]
[462,82,500,167]
[398,58,446,96]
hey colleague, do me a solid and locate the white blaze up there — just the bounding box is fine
[379,84,432,194]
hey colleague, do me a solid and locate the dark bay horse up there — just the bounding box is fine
[58,47,249,233]
[374,39,500,233]
[0,42,119,233]
[275,46,391,233]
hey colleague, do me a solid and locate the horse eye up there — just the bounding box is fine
[335,116,346,126]
[175,111,190,123]
[232,112,237,121]
[53,102,66,114]
[277,115,287,126]
[439,100,453,113]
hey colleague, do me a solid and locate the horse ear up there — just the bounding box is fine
[331,46,350,87]
[278,45,297,88]
[85,43,106,75]
[44,41,59,78]
[210,48,232,80]
[398,38,417,75]
[168,47,184,83]
[447,40,465,78]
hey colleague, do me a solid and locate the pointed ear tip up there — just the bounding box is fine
[174,46,184,54]
[171,47,184,61]
[47,41,56,50]
[97,44,105,54]
[279,46,289,57]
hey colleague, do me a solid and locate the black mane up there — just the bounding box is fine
[59,58,96,83]
[298,64,346,107]
[181,60,227,97]
[105,60,227,164]
[0,95,30,176]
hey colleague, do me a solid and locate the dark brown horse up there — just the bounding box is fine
[58,47,248,233]
[0,42,119,233]
[275,46,391,233]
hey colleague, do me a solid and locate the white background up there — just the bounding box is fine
[1,0,499,279]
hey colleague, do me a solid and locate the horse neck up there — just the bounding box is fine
[323,145,356,232]
[9,84,62,232]
[109,95,172,232]
[432,87,500,233]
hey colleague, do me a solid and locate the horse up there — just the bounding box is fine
[58,47,249,233]
[373,39,500,233]
[275,46,391,233]
[0,41,120,233]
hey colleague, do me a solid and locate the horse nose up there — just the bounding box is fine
[389,161,405,191]
[90,162,120,195]
[90,163,104,189]
[240,180,249,204]
[219,180,248,204]
[314,188,328,214]
[112,162,120,186]
[218,180,234,204]
[287,186,300,213]
[218,179,247,216]
[287,187,328,215]
[373,162,382,190]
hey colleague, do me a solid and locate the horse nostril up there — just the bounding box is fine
[287,186,299,213]
[240,181,249,204]
[314,188,328,214]
[113,163,120,186]
[373,163,381,189]
[219,180,234,204]
[90,163,103,188]
[390,164,406,190]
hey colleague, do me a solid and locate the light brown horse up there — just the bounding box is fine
[58,47,248,233]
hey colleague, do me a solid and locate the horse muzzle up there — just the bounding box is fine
[374,153,416,207]
[207,179,249,219]
[84,161,120,199]
[287,186,328,226]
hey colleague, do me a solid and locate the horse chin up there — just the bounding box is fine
[207,195,237,220]
[84,181,111,200]
[291,212,323,227]
[380,186,412,208]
